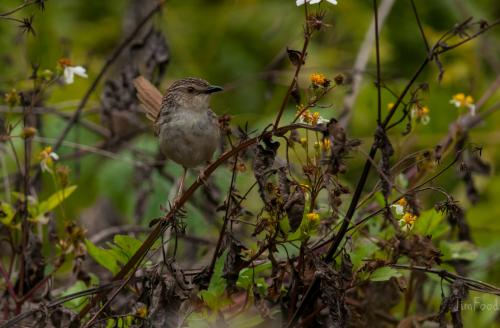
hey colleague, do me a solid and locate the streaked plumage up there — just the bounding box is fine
[134,76,222,169]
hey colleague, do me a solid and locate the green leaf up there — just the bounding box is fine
[85,239,120,274]
[369,267,402,281]
[199,251,231,311]
[237,262,271,295]
[113,234,143,259]
[440,240,479,261]
[0,202,17,228]
[413,208,448,238]
[60,280,89,311]
[38,185,77,214]
[350,239,379,270]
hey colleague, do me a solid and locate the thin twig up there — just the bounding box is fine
[207,146,240,280]
[0,0,38,17]
[338,0,395,126]
[374,0,382,126]
[273,5,310,129]
[391,264,500,296]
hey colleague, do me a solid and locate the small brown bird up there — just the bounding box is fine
[134,76,223,194]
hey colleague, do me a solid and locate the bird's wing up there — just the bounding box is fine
[133,76,162,122]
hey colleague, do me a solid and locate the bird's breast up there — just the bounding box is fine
[158,109,220,168]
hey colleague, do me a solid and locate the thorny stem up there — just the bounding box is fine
[273,5,311,130]
[207,147,240,280]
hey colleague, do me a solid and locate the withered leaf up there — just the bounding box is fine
[291,82,301,104]
[375,126,394,200]
[284,186,305,232]
[286,47,304,66]
[317,262,349,327]
[438,279,468,328]
[223,235,249,290]
[253,137,280,207]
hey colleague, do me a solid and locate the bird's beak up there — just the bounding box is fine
[206,85,223,94]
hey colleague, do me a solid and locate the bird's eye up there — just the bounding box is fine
[187,86,195,93]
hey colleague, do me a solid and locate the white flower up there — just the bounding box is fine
[296,0,338,6]
[38,146,59,173]
[63,66,88,84]
[391,204,405,216]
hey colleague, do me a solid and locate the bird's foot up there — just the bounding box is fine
[196,169,209,186]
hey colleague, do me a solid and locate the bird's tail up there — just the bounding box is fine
[133,76,163,122]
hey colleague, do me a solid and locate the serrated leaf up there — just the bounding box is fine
[199,251,231,311]
[369,267,401,281]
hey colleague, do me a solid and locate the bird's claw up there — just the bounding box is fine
[196,169,209,186]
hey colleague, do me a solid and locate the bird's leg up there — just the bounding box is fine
[196,161,212,186]
[176,167,187,202]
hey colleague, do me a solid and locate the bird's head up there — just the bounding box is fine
[165,77,223,111]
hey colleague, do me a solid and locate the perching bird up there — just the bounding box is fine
[133,76,222,194]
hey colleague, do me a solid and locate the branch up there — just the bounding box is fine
[75,123,321,323]
[0,0,38,17]
[338,0,396,126]
[391,264,500,296]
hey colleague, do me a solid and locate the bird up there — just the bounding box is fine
[133,76,223,196]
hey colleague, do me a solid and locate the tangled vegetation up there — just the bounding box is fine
[1,0,500,327]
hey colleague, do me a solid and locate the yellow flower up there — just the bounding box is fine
[58,58,72,67]
[450,93,473,107]
[450,93,476,115]
[397,198,407,207]
[411,105,430,125]
[299,137,307,147]
[38,146,59,173]
[135,305,148,318]
[387,102,394,110]
[4,89,19,107]
[311,112,321,125]
[321,138,331,151]
[296,105,313,124]
[402,213,417,225]
[306,212,320,222]
[311,73,327,86]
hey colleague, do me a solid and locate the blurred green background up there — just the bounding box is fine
[1,0,500,325]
